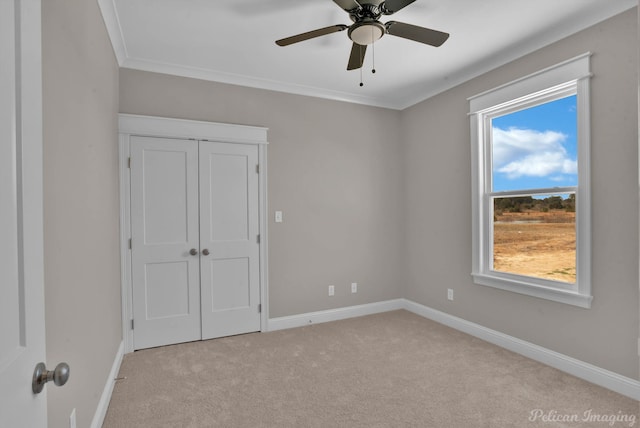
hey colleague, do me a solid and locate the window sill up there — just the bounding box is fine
[472,272,592,308]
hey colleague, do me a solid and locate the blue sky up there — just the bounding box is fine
[491,95,577,192]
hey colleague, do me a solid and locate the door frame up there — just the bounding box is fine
[118,114,269,354]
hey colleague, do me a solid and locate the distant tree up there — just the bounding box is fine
[564,194,576,212]
[547,196,564,210]
[494,198,512,211]
[494,196,536,213]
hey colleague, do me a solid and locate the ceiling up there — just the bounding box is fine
[100,0,637,110]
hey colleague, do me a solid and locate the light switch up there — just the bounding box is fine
[275,211,283,223]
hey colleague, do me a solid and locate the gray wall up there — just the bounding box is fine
[119,9,638,380]
[42,0,122,427]
[35,2,637,425]
[402,8,639,379]
[119,73,405,317]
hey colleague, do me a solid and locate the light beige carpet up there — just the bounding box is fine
[103,310,638,427]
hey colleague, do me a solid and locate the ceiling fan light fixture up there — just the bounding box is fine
[348,22,385,45]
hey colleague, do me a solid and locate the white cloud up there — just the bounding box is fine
[493,127,576,179]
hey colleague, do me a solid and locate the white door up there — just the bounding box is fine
[199,142,261,339]
[130,136,202,349]
[130,138,262,349]
[0,0,47,426]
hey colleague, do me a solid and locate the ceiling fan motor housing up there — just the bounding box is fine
[350,2,382,19]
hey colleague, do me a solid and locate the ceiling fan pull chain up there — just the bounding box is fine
[359,45,364,87]
[371,27,376,74]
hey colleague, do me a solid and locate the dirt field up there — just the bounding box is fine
[493,210,576,283]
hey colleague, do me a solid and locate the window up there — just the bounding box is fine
[469,54,592,308]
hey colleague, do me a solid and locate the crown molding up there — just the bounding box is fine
[98,0,637,111]
[97,0,127,66]
[120,57,405,110]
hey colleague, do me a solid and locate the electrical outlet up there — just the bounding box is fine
[447,288,454,301]
[275,211,283,223]
[328,285,335,296]
[70,408,76,428]
[351,282,357,293]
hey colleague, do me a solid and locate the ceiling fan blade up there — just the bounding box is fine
[333,0,362,12]
[385,21,449,47]
[381,0,417,14]
[347,42,367,70]
[276,25,349,46]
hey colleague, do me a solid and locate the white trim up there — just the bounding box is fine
[402,299,640,401]
[120,58,403,110]
[97,1,636,110]
[472,273,592,308]
[90,341,124,428]
[267,298,640,400]
[468,53,592,112]
[118,134,134,353]
[96,0,127,65]
[258,145,269,332]
[118,114,268,145]
[267,299,405,331]
[469,55,592,307]
[119,114,269,353]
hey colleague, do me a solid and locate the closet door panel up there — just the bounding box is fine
[130,136,201,350]
[209,257,250,310]
[208,152,249,242]
[199,141,261,339]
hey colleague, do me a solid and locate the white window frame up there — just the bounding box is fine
[469,53,592,308]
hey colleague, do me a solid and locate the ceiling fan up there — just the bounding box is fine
[275,0,449,71]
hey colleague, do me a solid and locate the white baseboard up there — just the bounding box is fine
[268,298,640,401]
[267,299,405,331]
[402,299,640,401]
[91,340,124,428]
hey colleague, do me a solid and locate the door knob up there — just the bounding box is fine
[32,362,70,394]
[190,248,198,256]
[202,249,210,256]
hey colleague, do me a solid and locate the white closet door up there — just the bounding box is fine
[130,136,201,349]
[199,141,261,339]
